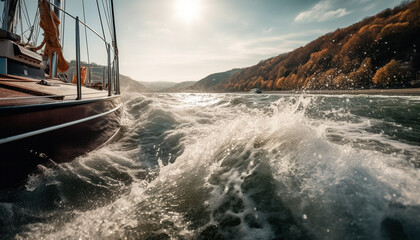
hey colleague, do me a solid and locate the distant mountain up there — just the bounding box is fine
[206,0,420,91]
[139,81,178,91]
[120,75,150,93]
[186,68,242,92]
[162,81,197,92]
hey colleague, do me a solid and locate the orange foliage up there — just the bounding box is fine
[275,77,285,89]
[399,9,410,21]
[204,0,419,92]
[358,25,371,34]
[348,57,374,87]
[266,80,274,89]
[372,59,403,86]
[377,22,409,40]
[333,73,348,88]
[369,24,384,31]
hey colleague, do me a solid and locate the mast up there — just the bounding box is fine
[110,0,119,94]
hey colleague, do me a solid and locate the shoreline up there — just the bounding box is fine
[263,88,420,96]
[160,88,420,96]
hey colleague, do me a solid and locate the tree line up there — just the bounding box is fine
[213,0,420,91]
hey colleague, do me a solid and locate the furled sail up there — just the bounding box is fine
[34,0,69,73]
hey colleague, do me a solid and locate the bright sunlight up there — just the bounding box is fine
[174,0,201,24]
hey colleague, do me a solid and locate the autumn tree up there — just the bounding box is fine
[372,59,406,86]
[348,57,374,88]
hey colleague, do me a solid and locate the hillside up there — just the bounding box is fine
[187,68,242,92]
[119,75,150,93]
[139,81,178,91]
[163,81,197,92]
[210,0,420,91]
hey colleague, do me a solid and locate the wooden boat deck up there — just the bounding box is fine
[0,74,108,106]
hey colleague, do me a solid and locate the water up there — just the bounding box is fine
[1,93,419,240]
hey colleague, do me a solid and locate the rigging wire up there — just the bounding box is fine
[103,0,110,23]
[101,0,114,43]
[81,0,91,83]
[33,13,40,45]
[105,0,112,28]
[8,0,40,46]
[61,0,66,48]
[107,0,115,45]
[95,0,107,45]
[24,0,39,45]
[22,0,31,27]
[5,0,115,60]
[18,0,23,41]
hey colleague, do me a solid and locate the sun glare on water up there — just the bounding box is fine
[174,0,201,25]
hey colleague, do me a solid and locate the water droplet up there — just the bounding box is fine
[302,214,308,220]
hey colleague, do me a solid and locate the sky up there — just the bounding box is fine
[114,0,405,82]
[23,0,405,83]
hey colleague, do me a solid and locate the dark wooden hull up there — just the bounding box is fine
[0,95,122,188]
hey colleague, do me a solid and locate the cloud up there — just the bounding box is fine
[363,3,376,11]
[262,27,273,34]
[227,29,327,58]
[294,0,350,23]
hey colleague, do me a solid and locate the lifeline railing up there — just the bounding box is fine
[67,66,111,88]
[47,1,120,100]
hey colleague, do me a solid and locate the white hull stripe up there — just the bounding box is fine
[0,103,123,145]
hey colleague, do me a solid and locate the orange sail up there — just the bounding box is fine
[34,0,69,74]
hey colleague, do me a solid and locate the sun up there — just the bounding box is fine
[174,0,201,24]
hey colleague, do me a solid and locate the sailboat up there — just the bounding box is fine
[0,0,122,188]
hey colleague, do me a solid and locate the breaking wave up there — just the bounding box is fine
[1,93,419,240]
